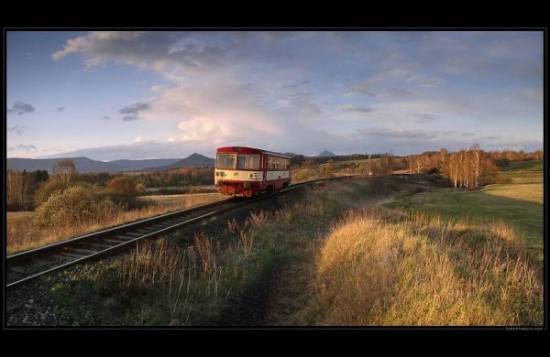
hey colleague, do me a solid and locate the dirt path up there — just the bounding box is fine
[241,194,399,326]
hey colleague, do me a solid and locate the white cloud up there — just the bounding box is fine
[49,31,543,157]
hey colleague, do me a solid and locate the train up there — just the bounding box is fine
[215,146,291,197]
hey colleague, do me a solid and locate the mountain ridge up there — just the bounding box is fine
[7,155,213,173]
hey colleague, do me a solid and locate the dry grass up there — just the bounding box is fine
[42,177,543,326]
[139,193,226,207]
[297,209,543,326]
[60,207,272,325]
[483,183,543,204]
[7,193,228,254]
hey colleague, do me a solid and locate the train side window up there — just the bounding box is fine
[237,154,260,170]
[267,156,275,170]
[267,156,289,170]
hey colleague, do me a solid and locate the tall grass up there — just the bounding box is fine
[7,193,227,254]
[51,206,274,325]
[42,178,542,326]
[299,209,543,326]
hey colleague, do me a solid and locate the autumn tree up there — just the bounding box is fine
[7,170,25,210]
[53,159,77,184]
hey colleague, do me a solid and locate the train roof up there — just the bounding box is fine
[216,146,292,159]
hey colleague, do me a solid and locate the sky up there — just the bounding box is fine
[6,31,544,160]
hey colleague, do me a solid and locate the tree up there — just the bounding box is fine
[7,170,25,210]
[53,159,77,184]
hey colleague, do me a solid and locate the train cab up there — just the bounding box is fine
[215,146,291,197]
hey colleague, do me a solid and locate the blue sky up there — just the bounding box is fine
[7,31,543,160]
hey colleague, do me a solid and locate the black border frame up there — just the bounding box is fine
[1,26,547,334]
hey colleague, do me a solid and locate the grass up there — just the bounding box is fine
[7,192,228,254]
[293,209,542,325]
[498,160,543,184]
[44,180,382,326]
[387,160,543,262]
[27,168,543,326]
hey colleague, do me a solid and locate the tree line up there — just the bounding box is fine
[7,160,214,211]
[404,147,543,188]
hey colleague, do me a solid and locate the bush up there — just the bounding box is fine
[107,176,141,196]
[34,177,71,206]
[36,185,120,228]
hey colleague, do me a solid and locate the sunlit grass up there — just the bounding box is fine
[386,160,543,262]
[7,193,228,254]
[40,174,543,326]
[296,209,542,326]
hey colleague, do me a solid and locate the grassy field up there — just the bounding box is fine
[39,175,542,326]
[498,160,543,184]
[7,193,228,254]
[387,160,543,262]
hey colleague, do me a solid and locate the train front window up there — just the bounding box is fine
[237,154,260,170]
[216,153,236,169]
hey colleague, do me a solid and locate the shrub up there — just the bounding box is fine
[34,177,71,206]
[35,185,119,228]
[107,176,140,196]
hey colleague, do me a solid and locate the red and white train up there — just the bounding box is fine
[215,146,291,197]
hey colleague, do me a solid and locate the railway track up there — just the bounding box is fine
[6,176,356,289]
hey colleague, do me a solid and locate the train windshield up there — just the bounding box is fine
[216,153,236,169]
[237,154,261,170]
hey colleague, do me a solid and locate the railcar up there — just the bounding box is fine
[215,146,291,197]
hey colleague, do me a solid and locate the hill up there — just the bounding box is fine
[318,150,335,157]
[148,153,215,171]
[7,157,180,173]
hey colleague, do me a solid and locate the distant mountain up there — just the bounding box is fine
[108,158,180,172]
[7,157,180,173]
[148,153,215,171]
[318,150,336,157]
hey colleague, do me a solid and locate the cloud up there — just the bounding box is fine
[383,88,415,98]
[42,141,216,161]
[341,105,375,114]
[57,106,65,112]
[102,115,111,120]
[350,81,377,96]
[357,127,443,140]
[278,92,322,116]
[49,31,542,157]
[119,101,151,121]
[8,144,37,152]
[283,80,310,89]
[8,125,27,134]
[52,31,226,79]
[412,113,437,123]
[8,101,35,115]
[143,84,281,144]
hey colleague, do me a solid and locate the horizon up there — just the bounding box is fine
[7,146,544,164]
[7,31,543,161]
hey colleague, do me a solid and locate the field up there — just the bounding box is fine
[32,169,543,326]
[7,192,228,254]
[387,160,543,262]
